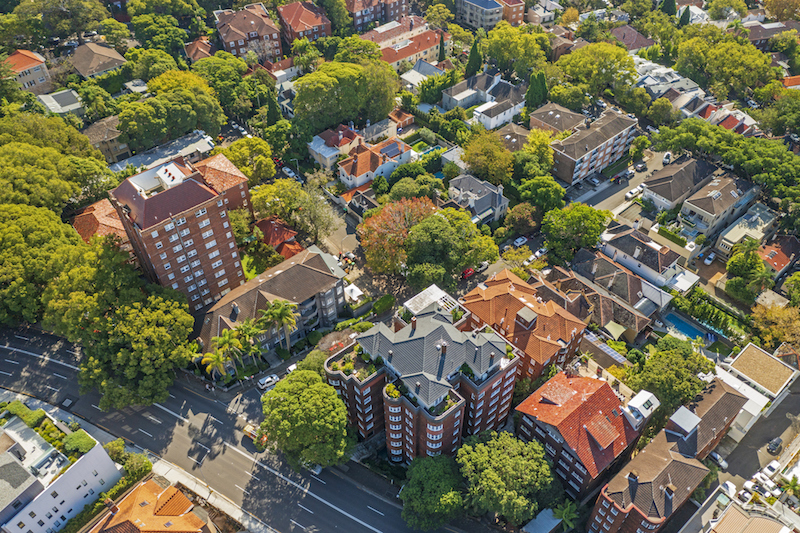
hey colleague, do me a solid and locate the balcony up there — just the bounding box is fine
[327,345,383,382]
[427,390,462,417]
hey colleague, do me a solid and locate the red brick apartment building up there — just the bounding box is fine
[347,0,408,32]
[498,0,524,26]
[587,378,747,533]
[214,3,282,61]
[516,372,656,499]
[109,155,250,310]
[460,269,586,381]
[277,1,332,44]
[325,306,520,463]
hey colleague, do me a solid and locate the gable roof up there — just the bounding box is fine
[602,222,681,275]
[276,240,305,259]
[517,372,638,479]
[360,15,427,46]
[758,235,800,273]
[529,102,585,133]
[496,122,530,151]
[610,25,654,50]
[184,36,215,63]
[380,29,449,65]
[278,1,331,32]
[112,175,217,230]
[215,3,279,43]
[443,72,498,98]
[192,153,249,193]
[254,216,297,248]
[683,176,753,216]
[642,158,717,203]
[551,111,636,161]
[318,124,361,148]
[82,115,122,144]
[72,43,126,78]
[4,49,45,73]
[72,198,129,244]
[338,137,411,178]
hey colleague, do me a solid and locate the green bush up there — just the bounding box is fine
[63,430,96,454]
[386,383,401,398]
[606,340,628,355]
[657,225,687,247]
[335,318,360,331]
[292,339,308,352]
[352,321,374,333]
[104,438,129,464]
[276,347,291,360]
[7,400,47,428]
[372,294,396,315]
[307,331,323,346]
[343,362,355,375]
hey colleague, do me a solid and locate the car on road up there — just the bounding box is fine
[461,267,475,279]
[625,186,643,200]
[635,162,647,172]
[663,152,672,165]
[282,167,297,178]
[646,125,659,134]
[708,451,728,469]
[768,437,782,454]
[476,261,490,273]
[286,363,298,374]
[304,463,323,475]
[534,247,547,259]
[704,252,716,265]
[513,236,528,247]
[736,489,753,503]
[763,460,781,478]
[257,374,279,391]
[589,176,601,186]
[721,481,737,498]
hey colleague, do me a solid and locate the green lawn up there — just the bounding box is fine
[602,156,632,178]
[412,140,430,153]
[707,341,733,357]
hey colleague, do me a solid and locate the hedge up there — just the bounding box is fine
[6,400,47,428]
[307,330,323,346]
[351,321,374,333]
[372,295,395,315]
[64,430,96,454]
[658,225,687,247]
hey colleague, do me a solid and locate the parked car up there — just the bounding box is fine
[257,374,280,391]
[646,125,659,134]
[304,463,323,476]
[635,162,647,172]
[737,490,753,503]
[768,437,783,454]
[704,252,716,266]
[534,247,547,258]
[282,167,296,178]
[763,460,781,478]
[513,236,528,247]
[752,472,780,496]
[663,152,672,165]
[595,99,607,108]
[83,30,98,37]
[461,267,475,279]
[475,261,490,273]
[721,481,737,498]
[523,254,536,267]
[708,451,728,470]
[286,363,298,374]
[589,176,601,186]
[625,186,642,200]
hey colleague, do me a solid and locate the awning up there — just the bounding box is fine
[667,269,700,293]
[344,284,364,303]
[604,321,627,340]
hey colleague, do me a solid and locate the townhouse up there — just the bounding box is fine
[679,176,758,240]
[360,15,427,47]
[307,125,364,170]
[528,0,562,25]
[214,3,282,61]
[599,222,685,288]
[338,137,414,189]
[380,29,451,73]
[277,2,332,44]
[3,50,50,94]
[640,158,718,212]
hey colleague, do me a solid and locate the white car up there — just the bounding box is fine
[625,186,642,200]
[737,490,752,503]
[286,363,298,374]
[704,252,716,266]
[721,481,737,498]
[663,152,672,165]
[534,247,547,258]
[763,460,781,478]
[257,374,279,391]
[709,451,728,470]
[753,472,780,496]
[589,177,601,186]
[523,254,536,267]
[513,236,528,247]
[596,99,607,108]
[282,167,296,178]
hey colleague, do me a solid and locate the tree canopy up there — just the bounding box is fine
[462,130,513,186]
[211,137,275,186]
[484,22,549,77]
[556,42,636,96]
[542,203,610,263]
[401,456,464,530]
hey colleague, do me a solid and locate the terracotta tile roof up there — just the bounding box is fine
[516,372,638,479]
[717,114,741,130]
[340,181,374,203]
[112,176,217,230]
[319,124,361,148]
[184,36,214,63]
[610,25,654,50]
[216,3,279,44]
[388,108,413,124]
[346,0,380,14]
[277,240,305,259]
[461,269,586,368]
[4,49,45,73]
[72,198,129,244]
[361,15,426,45]
[784,75,800,88]
[338,138,411,179]
[277,2,331,33]
[193,153,249,193]
[254,216,297,248]
[88,480,205,533]
[265,57,294,72]
[380,29,449,65]
[759,235,800,272]
[698,104,717,119]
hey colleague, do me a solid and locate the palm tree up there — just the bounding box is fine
[236,318,264,362]
[553,500,578,532]
[268,299,300,351]
[734,237,760,257]
[201,350,228,380]
[212,328,243,371]
[747,268,775,293]
[784,476,800,496]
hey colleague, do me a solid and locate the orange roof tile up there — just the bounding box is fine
[783,75,800,88]
[193,153,249,193]
[380,29,450,65]
[338,138,411,179]
[4,49,45,73]
[758,235,800,272]
[340,182,374,203]
[319,124,361,148]
[698,104,717,119]
[388,108,414,124]
[717,114,740,130]
[461,269,586,368]
[184,36,214,63]
[516,372,639,479]
[277,240,305,259]
[72,198,129,245]
[278,2,331,33]
[255,216,297,248]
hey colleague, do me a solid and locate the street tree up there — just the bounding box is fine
[425,4,453,28]
[630,136,651,160]
[296,349,329,378]
[126,47,178,81]
[518,175,565,216]
[504,203,539,235]
[401,456,465,530]
[542,203,610,263]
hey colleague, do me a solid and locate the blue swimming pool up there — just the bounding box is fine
[664,312,705,340]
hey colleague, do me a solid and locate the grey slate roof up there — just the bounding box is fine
[603,222,681,275]
[488,80,526,106]
[0,450,38,514]
[551,111,636,161]
[443,72,497,98]
[643,158,717,204]
[411,59,444,77]
[479,99,515,118]
[357,310,508,407]
[447,174,506,219]
[529,102,585,133]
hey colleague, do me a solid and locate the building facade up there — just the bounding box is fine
[497,0,524,26]
[214,3,282,61]
[455,0,504,30]
[347,0,408,32]
[715,202,779,259]
[4,50,50,94]
[277,2,332,44]
[380,29,451,73]
[81,115,130,164]
[307,125,364,170]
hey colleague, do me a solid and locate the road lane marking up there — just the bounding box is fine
[0,370,12,376]
[223,443,384,533]
[0,345,79,370]
[367,506,384,516]
[45,385,60,392]
[297,504,314,514]
[310,475,326,484]
[92,404,102,410]
[53,373,67,380]
[147,415,162,425]
[289,519,305,530]
[234,484,250,495]
[14,335,29,341]
[245,471,260,481]
[67,350,80,356]
[196,443,210,451]
[139,429,153,437]
[169,394,175,398]
[153,402,190,423]
[188,456,203,465]
[208,415,221,424]
[5,359,18,364]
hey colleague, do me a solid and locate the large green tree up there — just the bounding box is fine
[485,22,549,77]
[464,39,482,79]
[260,370,351,468]
[519,175,565,216]
[211,137,276,186]
[130,14,187,55]
[462,130,513,185]
[401,456,464,531]
[126,47,179,81]
[556,42,636,96]
[316,0,352,35]
[542,203,610,263]
[333,35,382,63]
[13,0,108,40]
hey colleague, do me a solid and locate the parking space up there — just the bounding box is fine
[694,255,727,285]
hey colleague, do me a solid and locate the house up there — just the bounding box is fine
[347,188,380,223]
[360,117,398,141]
[496,122,530,152]
[0,413,121,533]
[774,343,800,370]
[740,20,800,50]
[71,43,127,79]
[516,372,655,498]
[680,488,800,533]
[346,0,408,32]
[263,58,299,85]
[529,102,584,134]
[710,364,770,442]
[721,343,798,404]
[460,269,586,380]
[610,25,654,52]
[587,379,747,533]
[550,110,637,184]
[380,29,451,73]
[184,35,215,63]
[307,124,364,170]
[277,81,296,118]
[527,0,562,25]
[715,202,779,259]
[81,115,130,163]
[442,146,468,170]
[400,59,444,92]
[326,302,521,459]
[72,198,132,256]
[498,0,525,27]
[441,71,526,129]
[87,479,213,533]
[37,89,84,117]
[214,3,282,61]
[677,5,709,24]
[254,216,303,259]
[632,55,703,101]
[197,247,346,352]
[108,131,216,173]
[758,235,800,278]
[640,158,718,211]
[442,174,509,223]
[550,35,574,61]
[679,176,759,239]
[388,107,414,129]
[122,79,148,95]
[109,157,247,308]
[3,50,50,94]
[192,152,252,212]
[783,75,800,90]
[360,15,428,47]
[455,0,504,30]
[338,137,413,188]
[277,2,332,44]
[442,70,500,110]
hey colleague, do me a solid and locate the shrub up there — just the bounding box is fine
[63,430,96,454]
[658,225,687,247]
[276,347,291,360]
[418,127,436,144]
[123,453,152,479]
[386,383,401,398]
[104,438,129,464]
[307,331,323,346]
[372,294,396,315]
[7,400,46,428]
[292,339,308,352]
[352,321,374,333]
[343,362,355,375]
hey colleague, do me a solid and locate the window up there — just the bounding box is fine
[427,423,443,431]
[209,250,220,259]
[218,279,228,287]
[217,199,224,207]
[151,230,159,239]
[169,234,179,243]
[196,208,207,217]
[427,433,442,440]
[390,424,401,430]
[176,217,186,226]
[177,254,186,263]
[168,273,175,280]
[181,265,191,273]
[215,269,226,278]
[28,513,35,519]
[389,406,401,413]
[187,249,197,258]
[164,262,171,270]
[191,260,201,268]
[159,252,167,260]
[220,211,227,218]
[51,491,58,498]
[202,229,214,239]
[199,219,210,229]
[389,415,401,422]
[205,240,217,249]
[172,244,182,253]
[164,222,175,231]
[180,228,191,237]
[155,241,163,249]
[212,259,223,269]
[172,283,179,289]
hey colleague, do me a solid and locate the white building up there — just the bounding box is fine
[337,137,414,188]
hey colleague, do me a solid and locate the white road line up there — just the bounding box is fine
[310,475,326,484]
[223,443,384,533]
[53,373,67,380]
[0,370,12,376]
[289,519,306,530]
[45,385,60,392]
[5,359,18,364]
[139,429,153,437]
[245,471,261,481]
[92,404,102,410]
[67,350,80,356]
[14,335,29,341]
[153,402,190,423]
[196,443,210,451]
[367,506,384,516]
[208,415,221,424]
[147,415,162,425]
[169,394,175,398]
[188,456,203,465]
[0,345,80,370]
[297,504,314,514]
[234,484,251,495]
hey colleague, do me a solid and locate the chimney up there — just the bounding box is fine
[490,351,495,364]
[441,341,447,355]
[627,471,638,502]
[633,218,640,230]
[388,349,393,361]
[104,499,120,515]
[634,246,641,259]
[415,381,421,392]
[411,316,417,331]
[366,119,371,128]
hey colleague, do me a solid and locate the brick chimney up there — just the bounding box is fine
[411,316,417,331]
[104,499,120,515]
[441,341,447,355]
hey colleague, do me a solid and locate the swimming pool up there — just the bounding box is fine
[664,312,705,340]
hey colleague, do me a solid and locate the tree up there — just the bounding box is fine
[417,69,461,104]
[333,36,381,64]
[648,97,678,126]
[556,42,636,95]
[390,177,422,201]
[753,304,800,350]
[553,501,578,533]
[505,204,538,235]
[425,4,453,29]
[212,137,275,186]
[104,438,129,464]
[439,31,446,61]
[316,0,352,35]
[617,86,651,116]
[191,51,251,114]
[752,89,800,136]
[292,37,322,72]
[622,0,654,20]
[129,14,187,55]
[147,70,213,97]
[659,0,677,16]
[679,5,691,26]
[296,349,329,378]
[526,70,546,110]
[235,318,263,359]
[462,130,513,185]
[542,203,610,263]
[297,185,339,243]
[401,456,464,531]
[202,350,228,379]
[519,175,564,216]
[456,431,560,526]
[765,0,800,21]
[13,0,108,41]
[549,83,589,111]
[126,47,178,81]
[77,82,117,123]
[707,0,747,19]
[561,7,579,24]
[630,136,651,160]
[265,299,299,350]
[127,0,204,18]
[465,39,482,79]
[260,370,351,468]
[212,328,243,370]
[485,22,549,77]
[99,18,130,52]
[784,272,800,306]
[521,128,554,176]
[448,23,473,49]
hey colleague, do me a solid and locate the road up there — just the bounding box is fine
[581,149,667,212]
[0,328,438,533]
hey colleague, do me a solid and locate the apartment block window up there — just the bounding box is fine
[164,223,175,231]
[176,217,186,226]
[389,406,401,413]
[184,275,194,283]
[179,228,190,237]
[169,234,179,243]
[389,415,401,422]
[191,260,201,268]
[172,283,179,289]
[218,279,228,287]
[187,249,197,258]
[198,219,210,229]
[427,423,443,431]
[150,230,158,239]
[172,244,182,253]
[177,255,186,263]
[159,252,167,260]
[212,259,223,269]
[215,269,226,279]
[155,241,163,249]
[390,424,401,430]
[220,211,227,218]
[205,240,217,249]
[201,229,214,239]
[196,208,207,217]
[217,199,224,207]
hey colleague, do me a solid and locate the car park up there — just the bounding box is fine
[768,437,782,454]
[708,451,728,469]
[752,472,780,496]
[513,236,528,247]
[721,481,737,498]
[257,374,280,391]
[663,152,672,164]
[704,252,716,265]
[763,460,781,478]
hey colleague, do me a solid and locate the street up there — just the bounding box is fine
[578,149,666,212]
[0,327,442,533]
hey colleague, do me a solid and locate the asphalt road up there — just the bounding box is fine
[0,327,437,533]
[582,149,667,212]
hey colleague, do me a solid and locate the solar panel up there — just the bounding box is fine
[380,143,401,158]
[584,332,629,365]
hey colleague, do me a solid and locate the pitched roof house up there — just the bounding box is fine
[640,158,718,211]
[184,36,215,63]
[337,137,413,189]
[81,115,130,163]
[360,15,427,47]
[441,174,509,223]
[254,216,304,259]
[72,43,127,78]
[307,124,364,170]
[610,25,654,51]
[680,175,758,237]
[380,29,450,73]
[277,2,332,44]
[758,235,800,277]
[4,49,50,94]
[72,198,131,249]
[599,222,685,288]
[214,3,281,61]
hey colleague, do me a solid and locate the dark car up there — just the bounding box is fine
[635,162,647,172]
[768,437,782,454]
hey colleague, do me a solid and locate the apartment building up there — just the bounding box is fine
[380,29,451,73]
[498,0,524,26]
[516,372,657,498]
[715,202,779,259]
[599,222,684,288]
[347,0,408,32]
[325,306,520,462]
[360,15,427,46]
[529,102,584,134]
[0,415,121,533]
[214,3,282,61]
[4,50,50,94]
[460,269,586,381]
[679,176,758,240]
[551,110,637,184]
[338,137,413,188]
[455,0,504,30]
[588,378,747,533]
[109,157,248,308]
[277,2,332,44]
